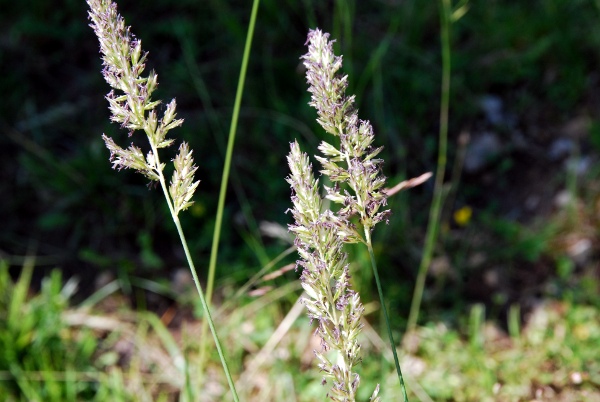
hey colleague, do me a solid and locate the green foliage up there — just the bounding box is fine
[483,214,557,262]
[1,261,599,400]
[412,302,600,401]
[0,261,98,400]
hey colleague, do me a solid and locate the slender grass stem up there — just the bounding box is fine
[171,215,240,402]
[366,232,409,402]
[151,144,239,402]
[199,0,260,389]
[206,0,261,306]
[407,0,452,333]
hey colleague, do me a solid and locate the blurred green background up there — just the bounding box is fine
[1,0,600,399]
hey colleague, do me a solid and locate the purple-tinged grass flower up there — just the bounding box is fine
[302,29,390,238]
[87,3,241,400]
[87,0,198,216]
[287,142,379,402]
[288,28,395,402]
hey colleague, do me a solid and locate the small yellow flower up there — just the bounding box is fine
[453,206,472,226]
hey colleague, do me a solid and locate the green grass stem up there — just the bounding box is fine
[366,232,409,402]
[407,0,452,333]
[150,142,239,401]
[198,0,260,389]
[206,0,261,306]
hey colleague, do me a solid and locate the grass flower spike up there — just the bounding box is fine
[303,29,390,238]
[87,0,197,215]
[287,142,378,402]
[288,29,409,401]
[287,28,395,402]
[87,1,239,399]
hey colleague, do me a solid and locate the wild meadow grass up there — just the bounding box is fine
[3,0,600,401]
[87,0,410,397]
[86,0,244,399]
[2,257,599,400]
[286,28,420,401]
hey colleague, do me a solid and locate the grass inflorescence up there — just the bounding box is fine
[86,0,238,399]
[287,28,410,401]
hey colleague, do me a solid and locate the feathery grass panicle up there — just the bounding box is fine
[286,27,393,402]
[288,28,410,401]
[170,143,200,216]
[302,29,390,237]
[302,28,408,400]
[87,0,198,215]
[87,2,240,400]
[287,142,379,402]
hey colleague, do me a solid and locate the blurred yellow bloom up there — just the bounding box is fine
[454,206,472,226]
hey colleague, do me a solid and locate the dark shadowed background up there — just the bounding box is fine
[2,0,600,327]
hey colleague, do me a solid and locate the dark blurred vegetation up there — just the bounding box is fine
[1,0,600,327]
